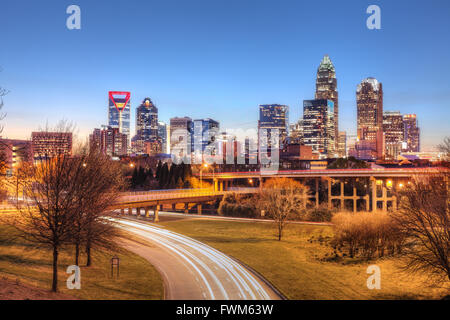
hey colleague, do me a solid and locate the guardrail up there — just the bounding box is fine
[200,167,447,177]
[118,187,258,203]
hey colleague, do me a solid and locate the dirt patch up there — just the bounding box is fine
[0,278,77,300]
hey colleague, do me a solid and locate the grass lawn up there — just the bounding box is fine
[161,218,449,300]
[0,224,164,300]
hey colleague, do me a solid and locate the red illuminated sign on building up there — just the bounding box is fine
[109,91,131,112]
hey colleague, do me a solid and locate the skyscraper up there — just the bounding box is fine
[302,99,335,159]
[89,126,128,157]
[158,121,169,154]
[403,114,420,152]
[288,120,303,145]
[108,91,131,149]
[355,78,384,159]
[170,117,193,159]
[133,98,158,154]
[337,131,347,158]
[258,104,289,153]
[383,111,404,159]
[315,55,338,150]
[193,118,220,162]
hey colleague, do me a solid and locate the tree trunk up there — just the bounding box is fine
[75,243,80,266]
[52,246,58,292]
[86,239,92,267]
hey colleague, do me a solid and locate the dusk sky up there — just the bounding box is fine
[1,0,449,150]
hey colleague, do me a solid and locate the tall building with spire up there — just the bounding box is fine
[315,55,338,154]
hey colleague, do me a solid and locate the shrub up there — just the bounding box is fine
[306,207,333,222]
[218,193,258,218]
[331,211,405,260]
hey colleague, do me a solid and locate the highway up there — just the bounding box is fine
[114,218,281,300]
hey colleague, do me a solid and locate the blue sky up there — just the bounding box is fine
[1,0,449,150]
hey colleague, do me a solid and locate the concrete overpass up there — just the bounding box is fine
[200,167,446,213]
[114,188,257,221]
[112,168,446,220]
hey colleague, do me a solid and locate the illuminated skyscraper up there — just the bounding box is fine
[158,121,169,154]
[355,78,384,159]
[193,118,220,162]
[403,114,420,152]
[133,98,158,154]
[383,111,404,159]
[170,117,193,159]
[337,131,347,158]
[108,91,131,149]
[302,99,335,159]
[89,126,128,157]
[258,104,289,154]
[315,55,338,150]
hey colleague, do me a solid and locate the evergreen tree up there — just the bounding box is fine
[131,167,138,188]
[138,166,146,186]
[167,163,177,188]
[159,162,169,189]
[155,160,162,180]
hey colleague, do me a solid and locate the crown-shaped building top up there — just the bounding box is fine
[318,54,335,72]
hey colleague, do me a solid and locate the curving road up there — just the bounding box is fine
[114,218,281,300]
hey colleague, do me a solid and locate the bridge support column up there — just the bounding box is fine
[171,203,176,211]
[353,187,358,213]
[184,203,189,214]
[365,194,370,212]
[154,205,159,222]
[145,207,149,218]
[371,177,377,212]
[340,181,345,211]
[214,179,218,192]
[382,186,387,213]
[129,207,133,215]
[259,178,263,190]
[197,203,202,215]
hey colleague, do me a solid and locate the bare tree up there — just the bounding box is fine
[69,145,125,266]
[0,68,8,135]
[394,168,450,282]
[9,123,80,292]
[438,137,450,162]
[0,69,8,183]
[12,153,82,291]
[259,178,308,241]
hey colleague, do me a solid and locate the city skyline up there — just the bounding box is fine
[1,1,449,150]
